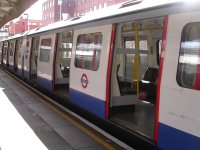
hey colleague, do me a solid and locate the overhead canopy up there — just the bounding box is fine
[0,0,37,28]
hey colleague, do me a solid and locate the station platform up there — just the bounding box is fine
[0,69,127,150]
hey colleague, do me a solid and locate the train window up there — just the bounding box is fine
[75,32,102,71]
[116,26,149,85]
[177,23,200,90]
[0,42,2,62]
[3,42,8,55]
[39,38,52,62]
[33,38,40,50]
[9,42,14,56]
[19,41,23,49]
[26,41,30,47]
[3,48,6,55]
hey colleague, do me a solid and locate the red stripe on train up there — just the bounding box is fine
[154,16,169,141]
[106,24,116,118]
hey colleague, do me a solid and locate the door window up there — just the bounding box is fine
[75,32,102,71]
[39,38,52,62]
[177,23,200,90]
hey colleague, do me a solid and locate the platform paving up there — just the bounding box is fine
[0,69,122,150]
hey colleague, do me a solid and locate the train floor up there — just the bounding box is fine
[110,102,155,139]
[0,69,126,150]
[54,88,69,99]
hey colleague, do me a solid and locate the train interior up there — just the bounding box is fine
[54,31,73,98]
[30,36,40,83]
[109,17,164,139]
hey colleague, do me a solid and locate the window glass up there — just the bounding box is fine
[177,23,200,89]
[9,42,15,56]
[39,38,52,62]
[26,41,30,47]
[0,42,2,61]
[75,32,102,71]
[122,38,148,82]
[19,41,23,48]
[3,42,8,55]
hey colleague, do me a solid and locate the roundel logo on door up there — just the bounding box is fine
[80,74,89,88]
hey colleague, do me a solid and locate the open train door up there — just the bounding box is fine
[9,40,16,71]
[14,40,19,71]
[17,38,24,77]
[30,36,40,82]
[54,31,73,98]
[109,17,164,140]
[2,41,9,67]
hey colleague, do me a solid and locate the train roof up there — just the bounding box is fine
[1,30,31,42]
[27,0,200,35]
[2,0,200,41]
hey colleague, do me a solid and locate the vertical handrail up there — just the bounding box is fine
[134,22,139,96]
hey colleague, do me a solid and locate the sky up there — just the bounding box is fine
[24,0,45,20]
[12,0,45,22]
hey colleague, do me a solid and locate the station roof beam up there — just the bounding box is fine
[0,0,37,28]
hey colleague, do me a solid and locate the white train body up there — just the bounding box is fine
[1,0,200,149]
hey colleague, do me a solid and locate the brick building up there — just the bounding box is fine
[42,0,128,26]
[9,16,43,35]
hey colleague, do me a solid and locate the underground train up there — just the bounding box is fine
[1,0,200,149]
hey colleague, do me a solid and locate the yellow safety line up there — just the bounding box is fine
[2,69,116,150]
[33,95,116,150]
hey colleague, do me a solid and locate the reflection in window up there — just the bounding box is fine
[75,32,102,71]
[39,38,52,62]
[177,23,200,89]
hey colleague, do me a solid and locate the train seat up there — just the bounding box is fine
[61,67,70,78]
[139,67,158,104]
[116,64,137,96]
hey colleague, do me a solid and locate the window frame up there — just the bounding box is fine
[74,32,103,71]
[176,22,200,90]
[39,38,52,62]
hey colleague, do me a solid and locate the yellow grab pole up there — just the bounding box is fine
[134,23,139,96]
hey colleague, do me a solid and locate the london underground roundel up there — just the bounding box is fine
[81,74,88,88]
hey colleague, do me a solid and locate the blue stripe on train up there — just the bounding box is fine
[23,70,30,80]
[37,75,53,92]
[9,64,14,71]
[17,68,23,77]
[69,88,105,118]
[158,122,200,150]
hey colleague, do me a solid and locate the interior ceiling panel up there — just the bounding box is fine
[0,0,37,28]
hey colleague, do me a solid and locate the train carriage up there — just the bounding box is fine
[1,0,200,149]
